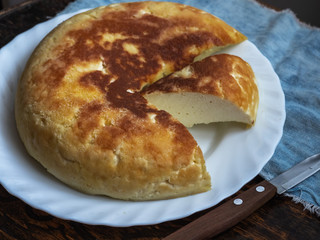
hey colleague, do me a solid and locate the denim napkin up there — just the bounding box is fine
[60,0,320,215]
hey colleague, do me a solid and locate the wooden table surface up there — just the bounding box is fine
[0,0,319,239]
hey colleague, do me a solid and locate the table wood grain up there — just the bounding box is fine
[1,1,319,239]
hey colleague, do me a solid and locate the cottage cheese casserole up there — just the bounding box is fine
[15,1,257,200]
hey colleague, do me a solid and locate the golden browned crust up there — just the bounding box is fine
[15,1,247,200]
[142,54,259,125]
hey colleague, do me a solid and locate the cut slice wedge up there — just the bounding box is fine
[142,54,259,128]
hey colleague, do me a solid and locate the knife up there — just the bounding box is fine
[163,153,320,240]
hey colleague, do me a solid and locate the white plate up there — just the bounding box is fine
[0,10,285,227]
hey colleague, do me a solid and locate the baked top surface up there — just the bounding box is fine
[15,1,247,200]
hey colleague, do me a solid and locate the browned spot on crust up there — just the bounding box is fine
[80,71,110,92]
[96,126,125,150]
[75,102,104,140]
[160,32,222,69]
[155,110,197,156]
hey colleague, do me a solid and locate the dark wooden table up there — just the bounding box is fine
[1,1,319,239]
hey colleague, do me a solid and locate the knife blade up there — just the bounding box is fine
[163,153,320,240]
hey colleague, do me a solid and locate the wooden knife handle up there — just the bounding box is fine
[163,180,277,240]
